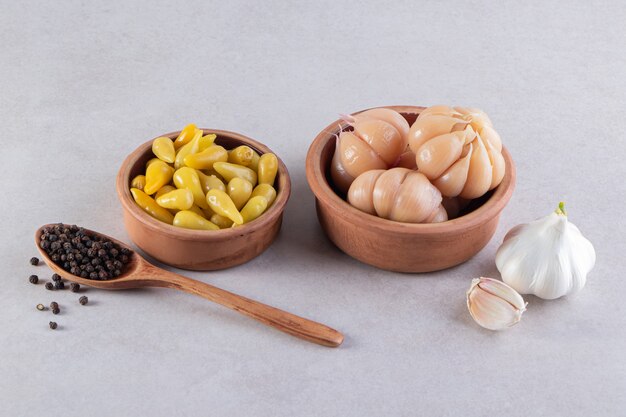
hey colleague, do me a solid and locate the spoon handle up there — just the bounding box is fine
[142,265,344,347]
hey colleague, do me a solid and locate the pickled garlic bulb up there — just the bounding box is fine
[408,106,505,199]
[347,168,446,223]
[331,108,410,194]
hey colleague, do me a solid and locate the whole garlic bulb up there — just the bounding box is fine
[467,277,527,331]
[347,167,447,223]
[408,105,505,199]
[496,203,596,300]
[331,108,410,194]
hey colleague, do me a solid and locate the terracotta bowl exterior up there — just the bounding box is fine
[305,105,516,273]
[117,129,291,271]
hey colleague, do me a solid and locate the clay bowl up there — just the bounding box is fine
[305,105,516,273]
[117,129,291,271]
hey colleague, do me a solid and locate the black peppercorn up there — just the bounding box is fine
[50,301,59,310]
[29,274,39,284]
[54,281,65,290]
[38,224,133,281]
[30,257,39,266]
[52,273,61,282]
[49,321,57,330]
[79,296,88,305]
[45,282,54,290]
[70,282,80,292]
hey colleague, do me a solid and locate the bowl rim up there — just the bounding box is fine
[116,128,291,241]
[305,105,516,236]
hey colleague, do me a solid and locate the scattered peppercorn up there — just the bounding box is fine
[49,321,58,330]
[29,275,39,284]
[70,282,80,293]
[30,257,39,266]
[38,224,132,280]
[54,280,65,290]
[36,303,45,311]
[50,301,59,310]
[79,296,88,305]
[52,273,61,282]
[45,282,54,291]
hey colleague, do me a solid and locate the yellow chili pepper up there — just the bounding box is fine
[184,145,228,170]
[240,196,268,224]
[249,151,261,172]
[156,189,194,211]
[213,162,257,186]
[173,167,209,209]
[198,134,217,151]
[258,153,278,185]
[146,157,162,168]
[228,145,255,166]
[130,188,174,224]
[173,123,197,149]
[152,137,176,163]
[251,183,277,206]
[174,129,203,169]
[210,213,234,229]
[197,170,226,194]
[227,178,253,210]
[144,160,174,195]
[154,185,176,199]
[130,175,146,191]
[206,189,243,225]
[173,210,219,230]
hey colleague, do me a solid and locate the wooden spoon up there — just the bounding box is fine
[35,225,344,347]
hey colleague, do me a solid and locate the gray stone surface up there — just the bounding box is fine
[1,1,625,416]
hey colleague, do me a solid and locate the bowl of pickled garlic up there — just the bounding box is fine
[116,128,291,271]
[305,105,515,273]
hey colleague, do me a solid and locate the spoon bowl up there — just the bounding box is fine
[35,224,344,347]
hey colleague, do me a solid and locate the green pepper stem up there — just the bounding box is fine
[555,201,567,216]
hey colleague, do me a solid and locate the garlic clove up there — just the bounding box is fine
[425,204,448,223]
[391,171,442,223]
[353,119,404,166]
[419,105,462,119]
[466,277,526,331]
[432,143,472,197]
[353,108,410,147]
[479,124,502,152]
[415,131,466,180]
[347,169,385,215]
[337,131,387,179]
[486,139,506,190]
[372,167,409,219]
[408,115,467,152]
[330,140,355,194]
[459,136,493,199]
[455,106,494,129]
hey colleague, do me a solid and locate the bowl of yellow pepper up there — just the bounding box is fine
[116,124,291,270]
